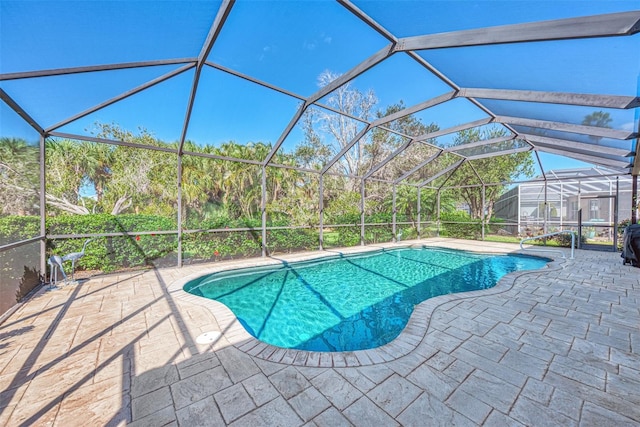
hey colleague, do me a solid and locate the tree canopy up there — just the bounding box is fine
[1,73,536,230]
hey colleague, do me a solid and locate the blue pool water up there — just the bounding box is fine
[184,247,549,352]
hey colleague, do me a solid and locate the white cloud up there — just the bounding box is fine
[620,121,636,131]
[259,45,273,61]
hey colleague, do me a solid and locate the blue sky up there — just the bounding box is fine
[1,0,638,176]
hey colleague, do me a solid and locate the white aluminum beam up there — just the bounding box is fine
[0,58,196,81]
[444,135,516,153]
[496,115,636,140]
[414,117,493,142]
[465,146,532,161]
[363,138,416,180]
[337,0,397,42]
[465,161,486,186]
[535,146,631,170]
[178,0,235,154]
[535,151,547,181]
[394,150,443,184]
[321,125,372,174]
[262,105,308,166]
[0,88,45,135]
[357,92,459,179]
[417,160,465,187]
[521,133,633,157]
[458,88,640,109]
[49,131,179,154]
[397,11,640,51]
[370,91,457,128]
[308,44,395,105]
[266,44,398,167]
[206,61,305,101]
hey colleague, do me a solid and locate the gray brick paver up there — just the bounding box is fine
[445,388,492,424]
[457,369,520,413]
[229,396,303,427]
[548,387,583,421]
[170,366,233,410]
[510,395,577,427]
[397,393,475,427]
[334,368,376,393]
[580,401,640,427]
[131,386,173,420]
[520,377,554,405]
[288,386,332,422]
[406,364,458,401]
[544,371,640,421]
[242,373,280,406]
[483,410,526,427]
[176,396,225,426]
[269,366,311,400]
[310,370,362,410]
[499,348,550,380]
[312,407,353,427]
[214,382,257,424]
[343,396,399,427]
[367,374,422,417]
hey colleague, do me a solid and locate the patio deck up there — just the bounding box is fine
[1,239,638,426]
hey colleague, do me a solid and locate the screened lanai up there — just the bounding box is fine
[1,0,639,318]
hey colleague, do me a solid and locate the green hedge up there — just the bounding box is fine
[439,211,482,239]
[0,212,421,274]
[47,214,179,272]
[0,215,40,245]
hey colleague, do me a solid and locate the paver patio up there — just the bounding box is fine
[1,238,638,426]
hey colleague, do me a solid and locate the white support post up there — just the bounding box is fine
[40,134,47,278]
[560,182,564,229]
[544,180,548,235]
[517,185,521,234]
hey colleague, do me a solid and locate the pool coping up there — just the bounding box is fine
[167,240,565,367]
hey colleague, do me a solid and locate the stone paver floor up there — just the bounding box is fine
[1,238,638,426]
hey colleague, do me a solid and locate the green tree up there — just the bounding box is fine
[0,137,39,216]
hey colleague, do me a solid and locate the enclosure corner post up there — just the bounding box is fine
[543,179,548,236]
[177,154,183,267]
[39,134,47,280]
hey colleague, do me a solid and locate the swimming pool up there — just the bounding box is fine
[184,247,549,352]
